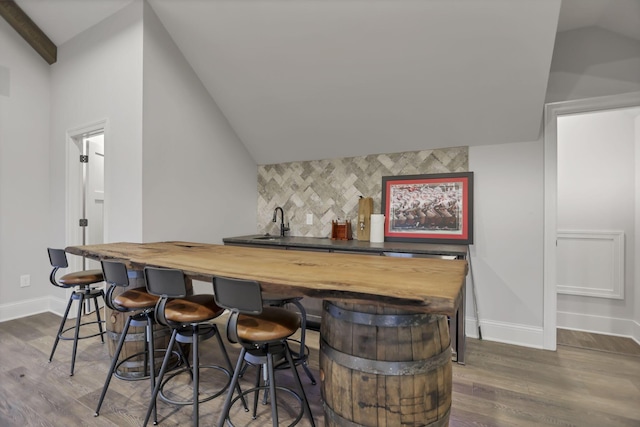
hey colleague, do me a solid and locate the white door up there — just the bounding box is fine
[84,135,104,271]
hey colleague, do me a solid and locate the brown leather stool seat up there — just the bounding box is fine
[114,288,159,309]
[213,276,316,427]
[142,267,246,427]
[236,307,300,343]
[59,269,104,285]
[47,248,106,376]
[164,294,223,323]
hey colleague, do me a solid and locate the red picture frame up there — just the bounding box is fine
[381,172,474,244]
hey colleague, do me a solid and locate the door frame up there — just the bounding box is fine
[65,119,108,273]
[543,91,640,350]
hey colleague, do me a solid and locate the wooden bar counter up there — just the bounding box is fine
[66,241,468,426]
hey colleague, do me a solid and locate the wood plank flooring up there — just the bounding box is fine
[0,312,638,426]
[557,328,640,356]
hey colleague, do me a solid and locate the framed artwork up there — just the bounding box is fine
[381,172,474,244]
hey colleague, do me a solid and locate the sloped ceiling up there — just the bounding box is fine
[557,0,640,40]
[13,0,134,46]
[147,0,561,164]
[14,0,637,165]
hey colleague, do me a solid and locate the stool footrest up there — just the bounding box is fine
[59,320,106,341]
[224,385,305,427]
[158,364,231,406]
[114,349,182,381]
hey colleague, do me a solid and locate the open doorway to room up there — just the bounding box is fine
[544,92,640,351]
[66,121,106,273]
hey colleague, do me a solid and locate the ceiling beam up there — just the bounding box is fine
[0,0,56,64]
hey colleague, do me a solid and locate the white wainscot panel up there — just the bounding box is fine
[557,230,624,299]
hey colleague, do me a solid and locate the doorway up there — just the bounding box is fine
[543,91,640,350]
[66,120,107,273]
[82,133,105,270]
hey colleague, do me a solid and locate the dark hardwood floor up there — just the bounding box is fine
[557,328,640,356]
[1,312,638,426]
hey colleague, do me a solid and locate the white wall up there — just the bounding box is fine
[468,141,545,347]
[461,23,640,349]
[0,0,257,320]
[557,110,636,333]
[141,3,257,245]
[47,2,144,313]
[0,18,52,320]
[50,1,144,248]
[558,111,635,232]
[636,114,640,340]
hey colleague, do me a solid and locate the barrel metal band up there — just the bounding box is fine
[323,402,363,427]
[323,402,451,427]
[107,330,146,342]
[324,301,438,327]
[321,339,451,375]
[106,328,169,342]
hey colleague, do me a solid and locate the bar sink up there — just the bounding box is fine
[251,234,282,241]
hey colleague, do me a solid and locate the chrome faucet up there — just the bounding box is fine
[272,206,290,237]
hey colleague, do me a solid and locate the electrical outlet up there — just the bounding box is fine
[306,213,313,225]
[20,274,31,288]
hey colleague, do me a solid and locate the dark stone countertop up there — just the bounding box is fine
[223,234,468,257]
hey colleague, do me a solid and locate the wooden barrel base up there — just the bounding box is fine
[320,301,452,427]
[106,312,173,379]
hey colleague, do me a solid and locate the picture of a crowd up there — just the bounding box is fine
[388,182,463,232]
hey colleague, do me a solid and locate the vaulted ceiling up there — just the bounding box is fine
[8,0,640,164]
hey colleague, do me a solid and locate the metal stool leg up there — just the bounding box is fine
[213,330,248,411]
[253,363,262,418]
[284,343,315,427]
[49,293,74,364]
[217,347,248,427]
[93,292,105,343]
[192,324,200,427]
[146,315,158,425]
[144,329,179,426]
[266,352,279,427]
[70,291,84,376]
[95,316,133,416]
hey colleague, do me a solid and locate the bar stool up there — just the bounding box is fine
[213,276,315,427]
[94,260,169,424]
[262,295,316,385]
[142,267,245,427]
[47,248,106,376]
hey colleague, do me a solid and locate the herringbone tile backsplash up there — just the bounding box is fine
[257,147,468,238]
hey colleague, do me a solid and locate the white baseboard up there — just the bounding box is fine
[0,291,108,324]
[463,313,640,349]
[466,317,544,349]
[633,320,640,345]
[0,297,51,322]
[0,296,71,323]
[558,311,640,345]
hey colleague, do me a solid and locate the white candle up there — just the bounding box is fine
[370,214,385,243]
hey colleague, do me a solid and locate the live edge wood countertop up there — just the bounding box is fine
[66,241,468,317]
